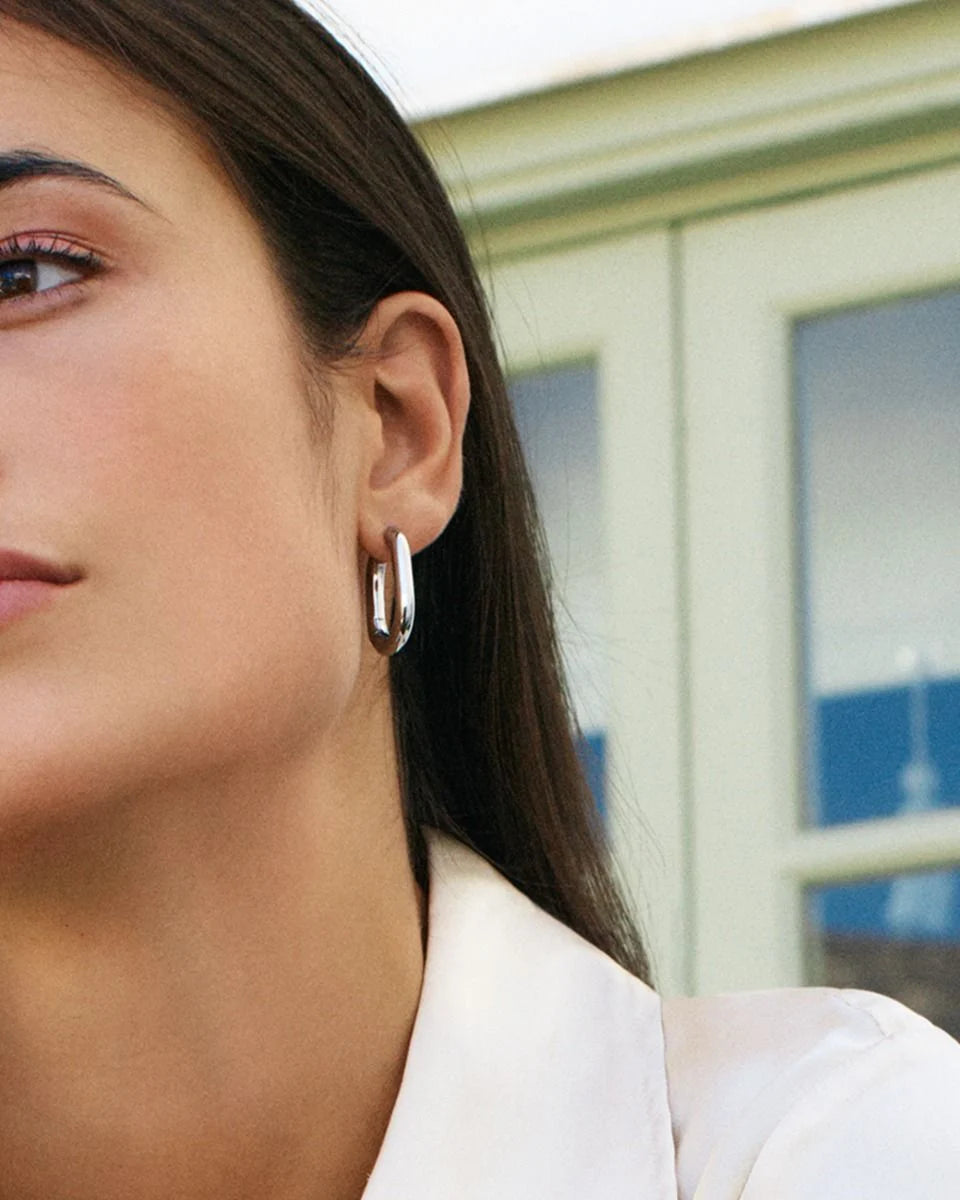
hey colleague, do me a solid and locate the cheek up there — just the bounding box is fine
[0,282,363,807]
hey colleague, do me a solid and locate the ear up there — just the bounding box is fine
[352,292,470,562]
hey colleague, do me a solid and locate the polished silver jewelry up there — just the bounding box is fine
[365,527,415,655]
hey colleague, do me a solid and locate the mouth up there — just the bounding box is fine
[0,549,83,630]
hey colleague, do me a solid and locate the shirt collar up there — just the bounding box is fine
[363,829,677,1198]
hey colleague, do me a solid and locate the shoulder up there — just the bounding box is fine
[661,986,960,1198]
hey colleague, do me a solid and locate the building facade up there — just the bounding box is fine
[416,0,960,1034]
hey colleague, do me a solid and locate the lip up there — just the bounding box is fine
[0,549,83,630]
[0,548,83,585]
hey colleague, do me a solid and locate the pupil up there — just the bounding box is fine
[0,260,37,298]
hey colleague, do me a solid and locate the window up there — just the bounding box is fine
[795,289,960,1036]
[510,363,608,811]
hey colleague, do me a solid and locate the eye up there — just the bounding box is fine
[0,256,87,298]
[0,233,105,315]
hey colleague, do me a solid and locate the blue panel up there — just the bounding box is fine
[812,870,960,942]
[577,731,606,821]
[816,676,960,826]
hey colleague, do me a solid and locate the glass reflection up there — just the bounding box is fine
[806,871,960,1040]
[508,363,607,812]
[794,289,960,828]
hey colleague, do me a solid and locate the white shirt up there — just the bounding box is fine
[363,829,960,1198]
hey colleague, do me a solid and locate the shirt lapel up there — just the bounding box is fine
[363,829,677,1198]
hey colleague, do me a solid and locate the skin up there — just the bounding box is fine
[0,19,468,1200]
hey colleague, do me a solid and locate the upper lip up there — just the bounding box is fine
[0,549,83,585]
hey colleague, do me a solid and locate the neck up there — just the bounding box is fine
[0,725,425,1199]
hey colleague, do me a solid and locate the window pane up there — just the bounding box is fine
[509,363,607,811]
[805,871,960,1039]
[794,289,960,828]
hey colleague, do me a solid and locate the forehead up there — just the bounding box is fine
[0,18,234,220]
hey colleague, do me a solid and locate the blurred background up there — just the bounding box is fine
[310,0,960,1036]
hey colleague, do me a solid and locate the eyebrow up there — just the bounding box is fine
[0,149,154,212]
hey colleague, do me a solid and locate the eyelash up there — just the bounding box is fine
[0,232,105,315]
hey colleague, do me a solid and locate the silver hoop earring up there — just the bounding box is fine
[365,527,415,656]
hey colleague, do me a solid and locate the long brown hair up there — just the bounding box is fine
[2,0,651,981]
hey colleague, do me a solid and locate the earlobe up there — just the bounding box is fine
[355,292,470,560]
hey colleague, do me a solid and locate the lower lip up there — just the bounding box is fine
[0,579,69,628]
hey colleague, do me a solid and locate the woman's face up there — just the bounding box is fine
[0,23,371,824]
